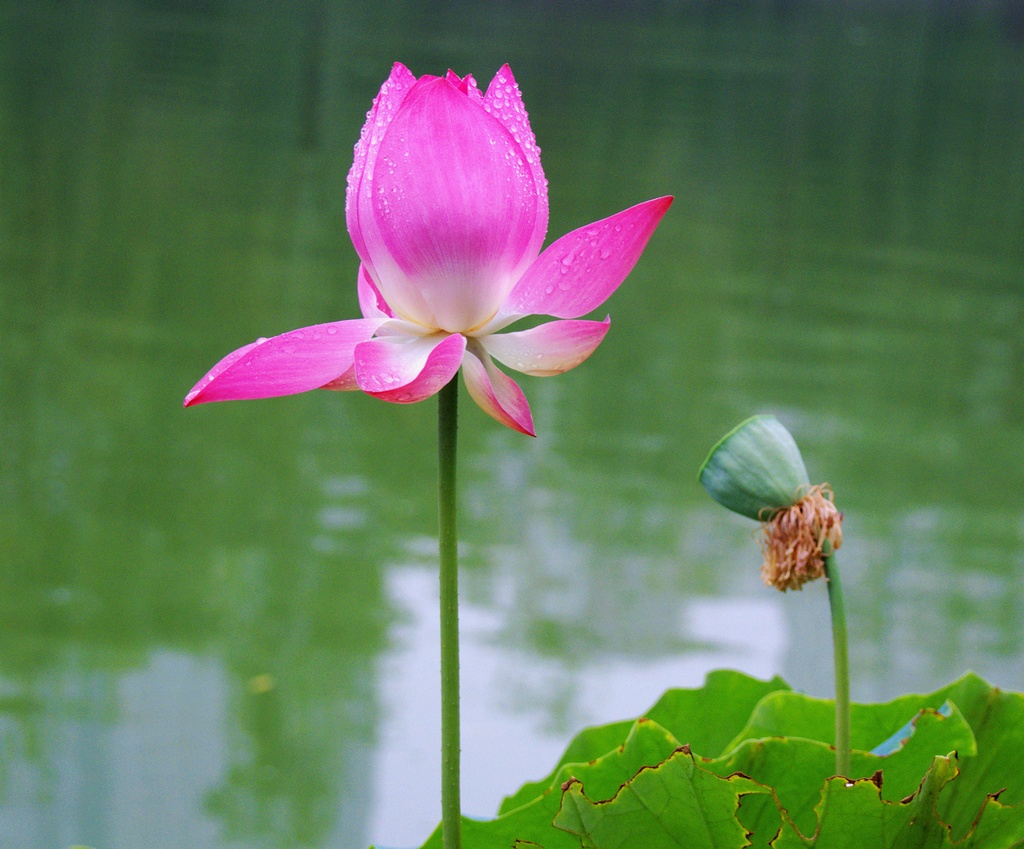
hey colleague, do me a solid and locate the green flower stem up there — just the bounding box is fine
[823,541,851,777]
[438,377,462,849]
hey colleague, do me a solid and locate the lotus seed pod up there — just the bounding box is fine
[699,415,810,521]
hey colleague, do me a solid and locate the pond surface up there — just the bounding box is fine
[2,2,1023,847]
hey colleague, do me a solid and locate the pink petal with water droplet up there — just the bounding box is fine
[183,340,261,405]
[346,63,417,265]
[184,319,384,406]
[354,332,466,403]
[462,344,535,436]
[483,65,548,273]
[500,196,673,321]
[481,317,610,376]
[355,75,544,332]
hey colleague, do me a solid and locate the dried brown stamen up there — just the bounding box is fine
[758,484,843,591]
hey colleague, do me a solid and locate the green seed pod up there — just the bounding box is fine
[698,415,810,521]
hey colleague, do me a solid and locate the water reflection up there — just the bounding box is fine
[1,1,1022,847]
[0,653,224,847]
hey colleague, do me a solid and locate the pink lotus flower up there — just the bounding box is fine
[184,63,672,436]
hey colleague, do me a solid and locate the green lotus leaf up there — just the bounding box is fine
[554,746,771,848]
[554,751,1024,849]
[722,673,1024,839]
[771,753,1024,849]
[706,702,975,840]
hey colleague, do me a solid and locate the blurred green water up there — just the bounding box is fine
[0,1,1022,847]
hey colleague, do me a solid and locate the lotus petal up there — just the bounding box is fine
[355,75,543,332]
[462,343,535,436]
[355,332,466,403]
[481,318,610,376]
[500,196,673,321]
[184,319,382,406]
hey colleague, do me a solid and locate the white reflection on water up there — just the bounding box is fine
[368,566,786,847]
[0,652,227,849]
